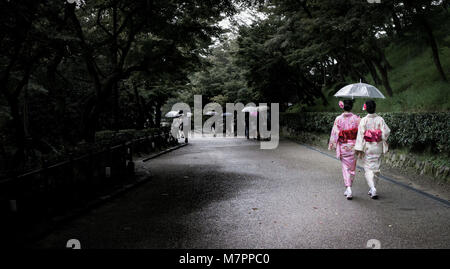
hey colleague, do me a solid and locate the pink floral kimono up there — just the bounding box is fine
[329,112,361,187]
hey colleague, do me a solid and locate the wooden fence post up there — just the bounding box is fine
[126,142,135,176]
[9,199,17,213]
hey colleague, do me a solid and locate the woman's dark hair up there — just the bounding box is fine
[343,100,354,112]
[365,100,376,114]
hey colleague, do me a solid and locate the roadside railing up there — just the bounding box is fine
[0,131,178,245]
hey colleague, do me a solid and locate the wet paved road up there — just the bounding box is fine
[33,138,450,249]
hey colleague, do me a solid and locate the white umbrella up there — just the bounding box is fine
[242,106,258,113]
[176,112,193,117]
[335,82,385,99]
[257,105,269,112]
[165,111,181,118]
[205,111,218,116]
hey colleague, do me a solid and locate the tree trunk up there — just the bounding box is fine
[405,1,448,82]
[46,49,66,136]
[300,0,313,18]
[155,101,162,128]
[373,60,393,97]
[81,70,127,141]
[8,97,26,167]
[364,58,382,85]
[133,84,145,130]
[373,45,392,70]
[82,98,100,142]
[318,87,329,106]
[112,1,120,130]
[147,101,155,128]
[349,65,362,82]
[112,83,120,130]
[418,15,448,82]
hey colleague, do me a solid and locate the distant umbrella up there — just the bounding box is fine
[165,111,181,118]
[222,112,233,117]
[205,111,218,116]
[242,106,258,113]
[257,105,269,112]
[335,82,386,99]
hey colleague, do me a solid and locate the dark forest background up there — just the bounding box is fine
[1,0,449,175]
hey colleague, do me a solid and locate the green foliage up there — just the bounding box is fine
[281,112,450,155]
[237,1,449,112]
[0,0,242,171]
[303,39,450,113]
[235,17,326,105]
[381,113,450,154]
[186,39,251,105]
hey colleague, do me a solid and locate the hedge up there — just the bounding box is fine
[281,112,450,155]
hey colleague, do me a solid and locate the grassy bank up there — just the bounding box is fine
[294,22,450,113]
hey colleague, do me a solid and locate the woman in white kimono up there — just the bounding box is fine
[355,100,390,199]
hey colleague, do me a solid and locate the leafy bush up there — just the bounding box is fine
[281,112,450,155]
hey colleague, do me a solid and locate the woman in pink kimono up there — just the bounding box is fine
[329,100,360,200]
[355,100,390,199]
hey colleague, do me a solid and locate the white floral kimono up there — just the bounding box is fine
[355,113,390,188]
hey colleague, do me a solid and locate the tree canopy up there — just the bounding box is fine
[0,0,448,174]
[0,0,239,171]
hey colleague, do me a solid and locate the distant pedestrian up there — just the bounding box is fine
[355,100,391,199]
[171,111,184,140]
[329,100,360,200]
[178,110,185,139]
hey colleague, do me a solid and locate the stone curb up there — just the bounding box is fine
[281,128,450,183]
[142,143,189,162]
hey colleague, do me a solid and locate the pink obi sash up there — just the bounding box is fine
[364,129,382,142]
[338,128,358,143]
